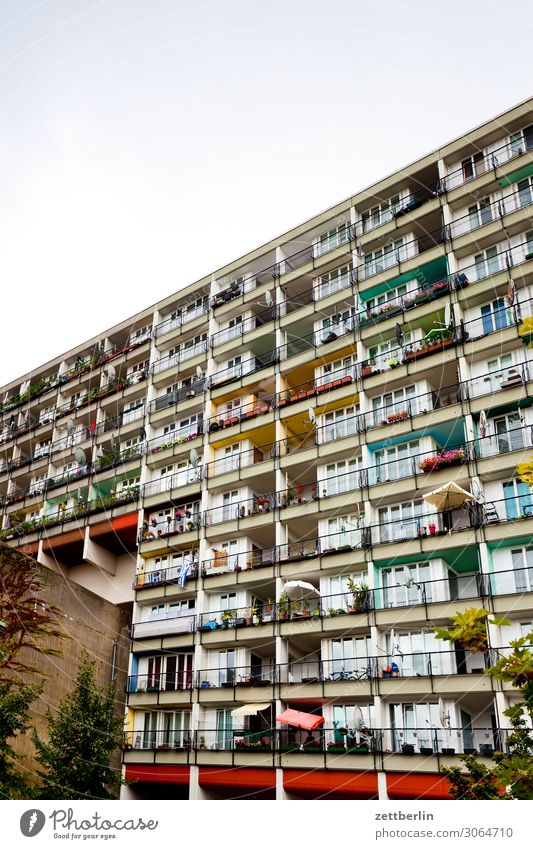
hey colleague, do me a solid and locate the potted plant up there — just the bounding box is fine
[347,577,370,613]
[278,591,289,620]
[435,608,509,654]
[221,609,236,628]
[401,743,415,755]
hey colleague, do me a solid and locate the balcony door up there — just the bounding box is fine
[382,562,432,607]
[216,708,233,750]
[494,412,524,454]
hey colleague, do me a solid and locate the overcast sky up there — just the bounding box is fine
[0,0,531,387]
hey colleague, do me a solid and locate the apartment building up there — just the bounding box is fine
[2,97,533,800]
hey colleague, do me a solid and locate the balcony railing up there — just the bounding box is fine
[134,559,199,589]
[163,725,510,756]
[152,340,208,376]
[147,424,203,454]
[196,662,276,688]
[130,612,196,639]
[139,511,201,542]
[154,301,209,338]
[127,671,194,693]
[443,135,533,191]
[142,466,203,498]
[201,546,276,577]
[449,185,533,240]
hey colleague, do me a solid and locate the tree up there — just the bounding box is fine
[0,544,65,799]
[435,609,533,799]
[33,651,124,799]
[0,682,39,799]
[0,543,65,682]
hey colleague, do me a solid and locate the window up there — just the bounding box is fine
[381,563,433,608]
[371,385,417,424]
[330,636,372,679]
[481,298,509,334]
[220,444,240,474]
[378,500,426,544]
[373,440,420,483]
[510,549,533,593]
[326,514,362,549]
[493,412,524,454]
[365,283,408,314]
[369,332,412,370]
[314,223,350,257]
[364,238,405,277]
[220,592,236,611]
[320,354,356,384]
[393,631,446,676]
[222,490,239,521]
[503,480,531,520]
[461,151,485,182]
[361,194,401,232]
[315,264,351,299]
[468,197,492,230]
[390,702,443,751]
[322,405,358,442]
[510,125,533,156]
[216,707,234,749]
[517,177,533,208]
[320,306,356,341]
[474,246,500,280]
[217,652,236,688]
[323,458,360,496]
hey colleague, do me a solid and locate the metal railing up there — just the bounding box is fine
[196,663,276,688]
[443,134,533,190]
[127,671,194,693]
[147,424,203,454]
[139,510,201,542]
[154,300,209,338]
[130,612,196,639]
[142,467,203,498]
[134,559,199,589]
[152,340,208,375]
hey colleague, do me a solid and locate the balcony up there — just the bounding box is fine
[152,340,208,377]
[154,300,209,338]
[134,559,199,590]
[131,612,196,640]
[444,134,533,191]
[196,662,275,688]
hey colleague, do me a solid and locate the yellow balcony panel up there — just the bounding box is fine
[210,460,276,490]
[233,751,275,767]
[154,749,191,765]
[123,749,157,765]
[210,366,276,401]
[279,682,323,701]
[149,396,203,427]
[375,596,481,630]
[381,753,444,773]
[160,634,197,651]
[202,565,275,593]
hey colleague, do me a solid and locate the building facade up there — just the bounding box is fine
[2,97,533,800]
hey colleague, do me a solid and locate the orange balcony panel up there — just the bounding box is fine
[283,769,378,798]
[91,512,138,536]
[16,541,39,556]
[387,772,452,800]
[124,765,190,785]
[198,767,276,790]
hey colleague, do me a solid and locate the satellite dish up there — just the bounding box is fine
[353,706,364,731]
[196,366,203,380]
[189,448,199,467]
[402,566,420,589]
[105,364,116,381]
[96,445,104,459]
[66,418,76,435]
[265,290,273,308]
[75,448,87,465]
[139,426,147,441]
[439,698,450,729]
[308,408,316,424]
[75,489,82,503]
[471,479,483,502]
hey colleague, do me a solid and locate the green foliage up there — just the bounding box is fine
[440,755,501,800]
[434,607,509,653]
[33,651,124,800]
[0,682,40,799]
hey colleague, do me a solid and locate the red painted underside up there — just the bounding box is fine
[198,767,276,789]
[125,765,190,784]
[387,772,453,799]
[283,769,378,797]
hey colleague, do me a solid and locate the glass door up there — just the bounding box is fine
[494,412,524,454]
[216,708,233,750]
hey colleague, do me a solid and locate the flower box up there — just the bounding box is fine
[419,448,466,473]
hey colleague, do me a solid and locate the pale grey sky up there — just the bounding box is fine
[0,0,531,386]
